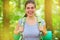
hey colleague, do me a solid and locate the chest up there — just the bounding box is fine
[22,22,40,37]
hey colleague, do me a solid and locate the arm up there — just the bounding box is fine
[14,23,23,35]
[39,25,47,35]
[42,25,47,35]
[38,18,47,35]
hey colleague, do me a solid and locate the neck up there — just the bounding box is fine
[27,15,35,19]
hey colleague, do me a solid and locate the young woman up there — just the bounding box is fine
[14,0,47,40]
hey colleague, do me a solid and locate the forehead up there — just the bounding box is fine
[26,3,35,7]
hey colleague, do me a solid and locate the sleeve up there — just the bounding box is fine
[18,18,25,26]
[40,18,46,27]
[18,19,22,25]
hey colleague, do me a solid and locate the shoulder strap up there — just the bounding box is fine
[21,17,26,27]
[37,17,41,26]
[37,17,43,40]
[19,17,26,40]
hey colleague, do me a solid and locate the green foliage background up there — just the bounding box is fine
[0,0,60,40]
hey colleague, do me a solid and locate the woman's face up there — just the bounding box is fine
[25,3,36,17]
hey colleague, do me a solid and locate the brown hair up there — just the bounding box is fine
[24,0,36,17]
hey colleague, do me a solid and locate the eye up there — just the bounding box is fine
[27,7,30,9]
[31,7,34,9]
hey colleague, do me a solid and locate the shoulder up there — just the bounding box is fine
[19,17,26,22]
[37,17,45,22]
[37,17,46,26]
[18,17,26,26]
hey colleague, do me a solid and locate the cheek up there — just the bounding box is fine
[26,9,29,13]
[33,9,35,11]
[32,9,35,13]
[25,8,35,14]
[25,9,29,15]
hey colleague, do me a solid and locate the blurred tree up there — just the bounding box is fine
[58,0,60,6]
[3,0,10,40]
[45,0,53,31]
[58,0,60,16]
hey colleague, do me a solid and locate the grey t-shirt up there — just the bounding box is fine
[18,18,45,40]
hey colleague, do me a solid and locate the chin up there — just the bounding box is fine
[29,15,33,17]
[27,14,33,17]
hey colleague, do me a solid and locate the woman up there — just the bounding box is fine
[14,0,47,40]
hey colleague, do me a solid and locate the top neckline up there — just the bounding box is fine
[25,22,38,26]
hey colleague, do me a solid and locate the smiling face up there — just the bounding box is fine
[25,3,36,17]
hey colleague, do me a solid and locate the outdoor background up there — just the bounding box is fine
[0,0,60,40]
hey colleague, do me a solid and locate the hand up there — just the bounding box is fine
[39,26,44,32]
[39,26,47,35]
[19,27,24,32]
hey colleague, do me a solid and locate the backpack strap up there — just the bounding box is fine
[20,17,26,27]
[19,17,26,40]
[37,17,43,40]
[37,17,41,26]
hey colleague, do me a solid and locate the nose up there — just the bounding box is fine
[29,7,32,11]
